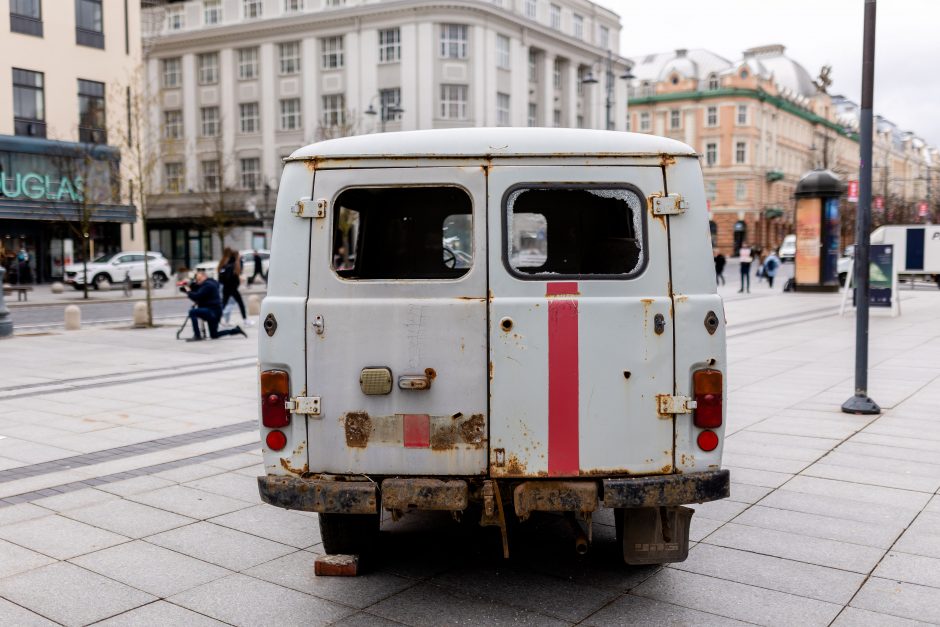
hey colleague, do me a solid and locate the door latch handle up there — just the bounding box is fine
[654,313,666,335]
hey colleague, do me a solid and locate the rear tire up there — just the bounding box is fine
[839,272,847,287]
[151,271,168,289]
[318,513,380,555]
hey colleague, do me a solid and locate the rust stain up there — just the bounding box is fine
[661,464,673,473]
[430,423,457,450]
[279,458,309,476]
[455,296,485,301]
[459,414,486,447]
[506,454,526,475]
[292,441,306,456]
[344,411,372,448]
[303,159,317,171]
[425,367,437,380]
[489,361,494,381]
[660,153,677,167]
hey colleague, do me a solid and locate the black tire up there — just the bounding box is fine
[151,271,168,289]
[839,272,847,287]
[318,513,380,555]
[92,273,111,290]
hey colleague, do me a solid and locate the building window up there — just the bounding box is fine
[524,0,536,19]
[496,34,510,70]
[321,94,346,126]
[239,102,259,133]
[283,0,303,12]
[321,36,344,69]
[279,98,301,130]
[573,14,583,39]
[439,24,468,59]
[12,68,45,137]
[201,159,220,191]
[164,162,184,193]
[737,104,748,125]
[162,57,181,88]
[527,103,537,127]
[325,0,344,6]
[75,0,103,48]
[378,28,400,63]
[163,110,182,139]
[549,3,560,29]
[240,157,260,190]
[279,41,301,74]
[553,58,562,89]
[639,111,650,132]
[237,47,259,79]
[197,52,218,85]
[166,7,184,30]
[439,84,468,120]
[705,142,717,166]
[705,180,717,202]
[10,0,43,37]
[707,74,719,90]
[576,114,584,128]
[706,105,717,127]
[577,66,585,96]
[735,141,747,164]
[670,109,681,130]
[204,0,221,25]
[200,106,220,137]
[528,49,538,82]
[243,0,262,19]
[553,109,561,127]
[379,88,401,121]
[78,79,106,143]
[496,92,510,126]
[735,180,747,201]
[599,25,609,49]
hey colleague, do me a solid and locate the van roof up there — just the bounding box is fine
[289,128,696,161]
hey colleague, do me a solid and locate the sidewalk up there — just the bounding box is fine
[4,282,268,308]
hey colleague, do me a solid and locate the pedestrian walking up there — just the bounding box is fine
[218,249,249,325]
[714,249,726,285]
[761,249,781,288]
[738,243,752,293]
[247,249,266,285]
[183,269,247,341]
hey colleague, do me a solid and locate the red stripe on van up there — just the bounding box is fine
[547,282,579,476]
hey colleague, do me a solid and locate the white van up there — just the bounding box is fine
[256,129,729,565]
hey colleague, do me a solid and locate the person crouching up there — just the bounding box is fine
[183,270,247,341]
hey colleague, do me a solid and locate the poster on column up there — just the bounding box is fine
[795,198,821,284]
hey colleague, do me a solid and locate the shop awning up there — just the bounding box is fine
[0,200,136,223]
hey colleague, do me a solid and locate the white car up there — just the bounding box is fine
[65,252,172,290]
[778,234,796,262]
[193,249,270,281]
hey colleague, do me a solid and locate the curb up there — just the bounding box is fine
[7,290,267,309]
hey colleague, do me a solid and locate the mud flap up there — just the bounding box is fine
[621,506,693,565]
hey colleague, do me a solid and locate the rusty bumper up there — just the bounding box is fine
[257,475,377,514]
[602,470,730,508]
[381,478,468,511]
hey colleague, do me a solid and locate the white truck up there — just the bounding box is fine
[839,225,940,287]
[256,128,729,566]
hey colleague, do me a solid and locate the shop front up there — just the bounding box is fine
[0,136,135,283]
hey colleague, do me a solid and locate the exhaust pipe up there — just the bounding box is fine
[567,514,589,555]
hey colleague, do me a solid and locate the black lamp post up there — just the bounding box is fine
[365,99,404,133]
[581,49,634,130]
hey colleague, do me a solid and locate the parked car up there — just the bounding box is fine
[64,252,171,290]
[778,234,796,262]
[192,249,270,281]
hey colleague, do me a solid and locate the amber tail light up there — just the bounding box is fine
[693,369,723,429]
[261,369,290,429]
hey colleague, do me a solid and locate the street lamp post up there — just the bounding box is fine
[581,49,634,131]
[364,95,404,133]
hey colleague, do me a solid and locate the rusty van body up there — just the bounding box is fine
[257,128,729,564]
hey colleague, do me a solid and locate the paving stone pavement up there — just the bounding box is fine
[0,284,939,625]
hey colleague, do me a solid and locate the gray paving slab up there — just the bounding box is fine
[688,498,750,523]
[632,567,842,626]
[780,475,931,510]
[0,597,58,627]
[892,519,940,560]
[90,600,229,626]
[31,487,119,512]
[0,503,50,526]
[832,606,934,627]
[96,475,176,496]
[728,481,773,504]
[0,513,129,560]
[170,573,352,627]
[0,537,56,579]
[689,515,723,543]
[873,551,940,589]
[836,441,940,466]
[720,465,792,488]
[184,471,263,503]
[703,522,884,573]
[209,503,320,548]
[62,498,195,538]
[851,577,940,624]
[127,484,252,519]
[802,462,940,493]
[669,543,865,604]
[71,539,232,598]
[202,452,262,471]
[368,581,568,626]
[329,611,412,627]
[145,521,295,571]
[721,451,811,474]
[758,488,921,526]
[733,504,905,549]
[583,593,752,627]
[0,562,155,627]
[152,462,229,483]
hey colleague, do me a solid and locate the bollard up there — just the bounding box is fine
[97,279,111,291]
[0,266,12,338]
[64,305,81,330]
[50,282,64,294]
[248,294,261,316]
[133,301,148,327]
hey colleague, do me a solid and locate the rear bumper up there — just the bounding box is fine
[258,470,729,514]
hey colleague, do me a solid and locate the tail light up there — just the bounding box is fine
[693,369,722,429]
[266,430,287,451]
[261,369,290,428]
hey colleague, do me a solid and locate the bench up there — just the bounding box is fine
[2,285,32,302]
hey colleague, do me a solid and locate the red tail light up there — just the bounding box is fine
[266,430,287,451]
[697,430,719,452]
[693,369,723,429]
[261,370,290,428]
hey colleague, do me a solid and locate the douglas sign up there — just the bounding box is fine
[1,172,85,202]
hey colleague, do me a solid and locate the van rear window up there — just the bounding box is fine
[332,186,472,280]
[505,186,645,278]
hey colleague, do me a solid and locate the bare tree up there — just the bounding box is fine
[316,108,360,141]
[195,133,239,252]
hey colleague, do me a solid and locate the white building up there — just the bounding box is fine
[142,0,628,269]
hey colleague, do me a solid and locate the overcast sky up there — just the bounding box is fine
[595,0,939,147]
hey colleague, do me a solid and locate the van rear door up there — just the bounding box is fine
[305,166,488,476]
[487,165,675,477]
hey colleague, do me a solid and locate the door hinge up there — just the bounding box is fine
[286,396,321,416]
[291,197,327,219]
[650,193,688,216]
[657,394,696,417]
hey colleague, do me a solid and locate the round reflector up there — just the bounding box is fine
[697,430,719,452]
[266,430,287,451]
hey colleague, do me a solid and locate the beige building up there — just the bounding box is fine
[0,0,143,282]
[628,45,939,256]
[141,0,628,270]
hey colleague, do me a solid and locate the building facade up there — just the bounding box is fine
[141,0,628,270]
[0,0,142,283]
[628,45,939,256]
